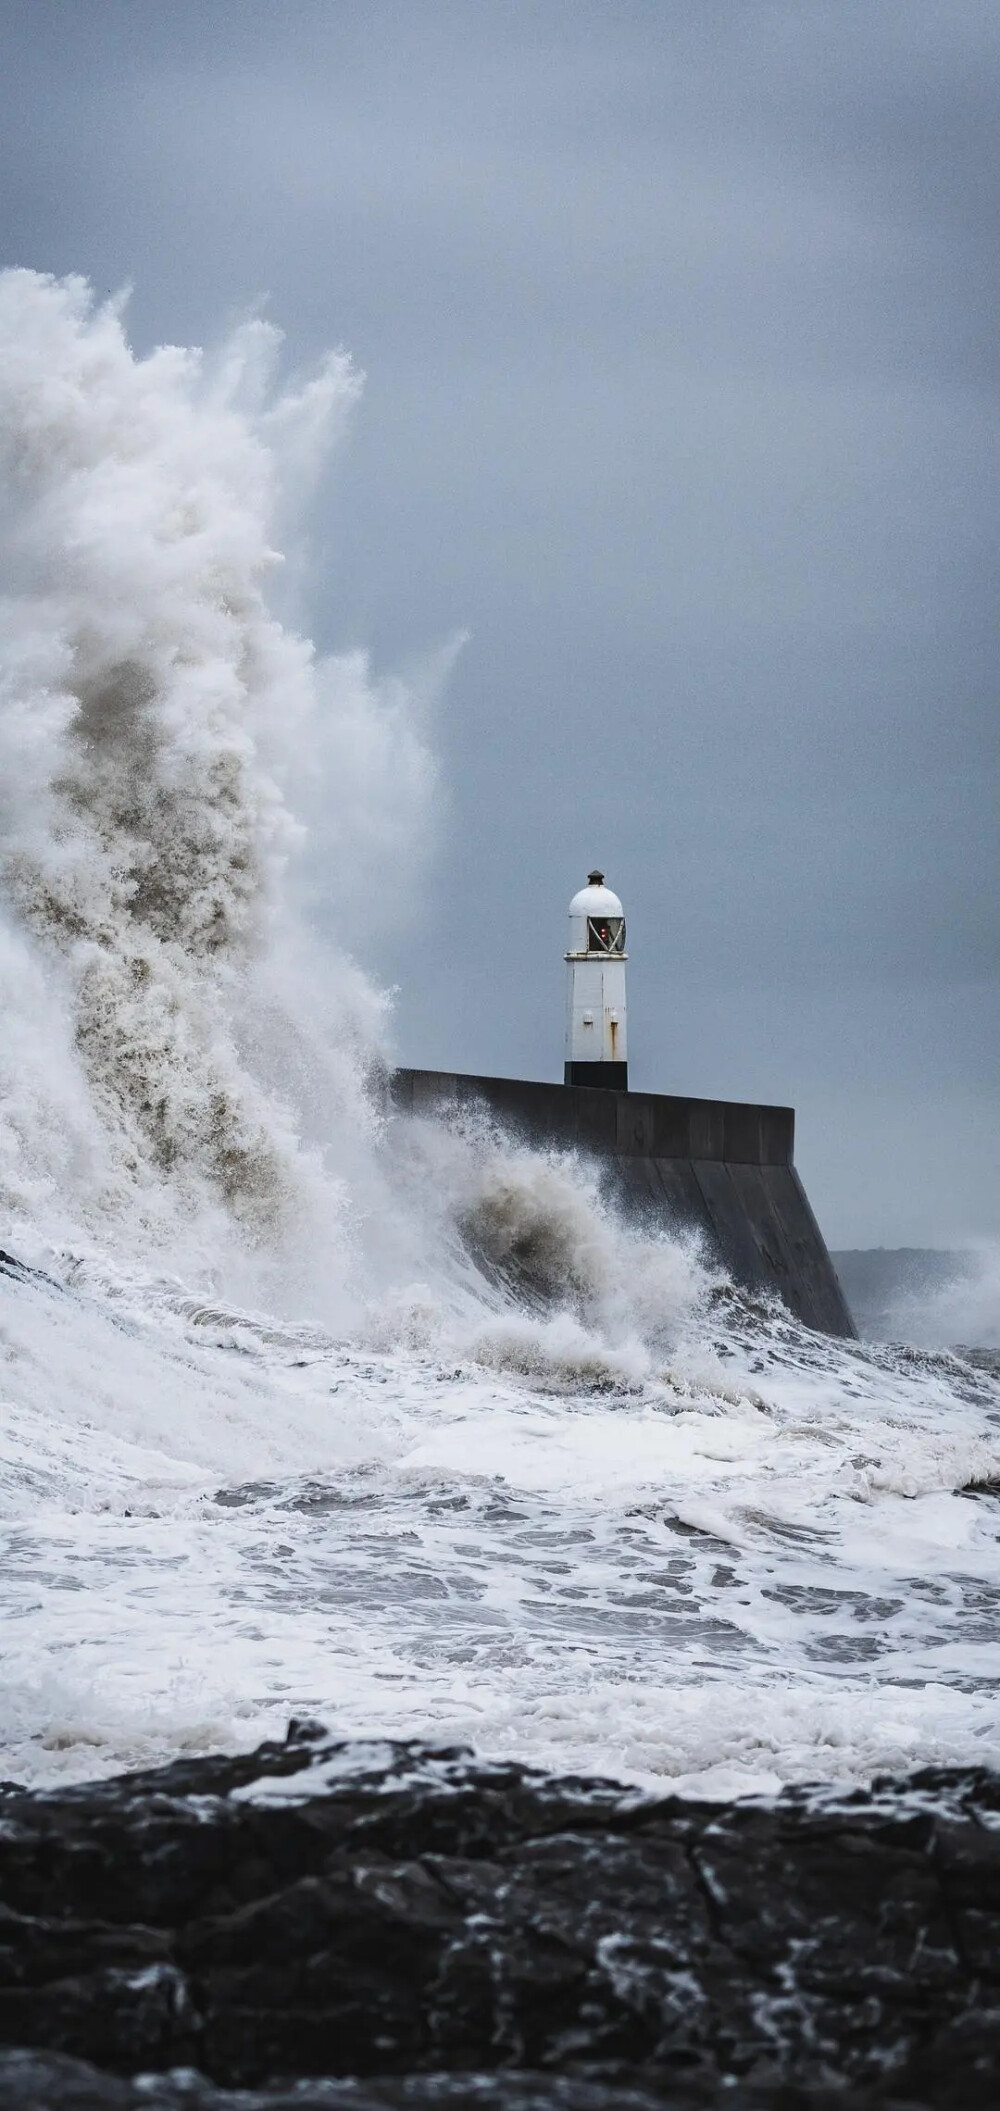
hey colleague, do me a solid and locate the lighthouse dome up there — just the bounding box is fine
[568,873,624,921]
[566,869,626,958]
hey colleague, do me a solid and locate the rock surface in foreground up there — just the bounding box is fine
[0,1726,998,2108]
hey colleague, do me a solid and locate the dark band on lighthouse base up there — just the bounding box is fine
[564,1060,628,1090]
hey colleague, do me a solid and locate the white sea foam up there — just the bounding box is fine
[1,271,998,1800]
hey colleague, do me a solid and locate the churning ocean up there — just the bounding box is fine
[1,270,999,1803]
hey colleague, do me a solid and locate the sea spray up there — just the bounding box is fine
[0,270,429,1279]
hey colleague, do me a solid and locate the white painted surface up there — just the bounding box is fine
[565,872,628,1067]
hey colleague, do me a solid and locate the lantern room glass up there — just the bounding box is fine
[586,916,625,954]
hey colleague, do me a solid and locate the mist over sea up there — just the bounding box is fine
[2,272,999,1802]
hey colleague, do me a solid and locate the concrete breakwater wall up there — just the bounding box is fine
[392,1069,855,1338]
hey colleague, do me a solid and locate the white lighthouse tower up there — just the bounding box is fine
[565,869,628,1089]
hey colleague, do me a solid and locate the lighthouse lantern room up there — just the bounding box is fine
[565,869,628,1090]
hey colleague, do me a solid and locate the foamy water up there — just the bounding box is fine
[1,273,998,1801]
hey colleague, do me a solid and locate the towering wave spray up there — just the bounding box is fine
[0,271,432,1270]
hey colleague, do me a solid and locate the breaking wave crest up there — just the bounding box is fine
[0,270,427,1287]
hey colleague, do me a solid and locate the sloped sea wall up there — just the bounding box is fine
[392,1069,855,1338]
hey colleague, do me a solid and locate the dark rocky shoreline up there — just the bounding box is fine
[1,1724,998,2109]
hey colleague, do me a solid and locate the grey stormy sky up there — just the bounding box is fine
[1,0,998,1245]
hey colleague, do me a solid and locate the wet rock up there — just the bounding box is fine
[0,2045,938,2109]
[0,1727,998,2108]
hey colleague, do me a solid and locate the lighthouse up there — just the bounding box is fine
[394,859,856,1333]
[564,869,628,1089]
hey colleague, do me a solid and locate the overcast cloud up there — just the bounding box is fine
[1,0,997,1244]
